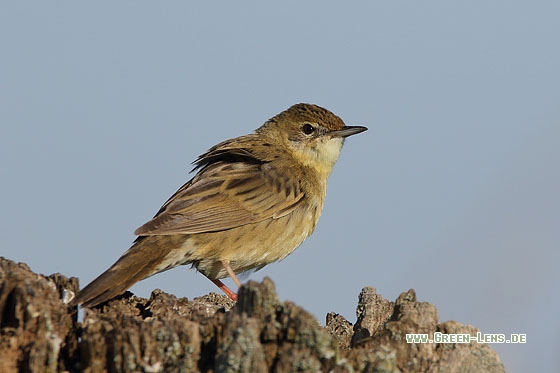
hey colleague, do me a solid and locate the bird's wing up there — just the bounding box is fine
[134,161,305,235]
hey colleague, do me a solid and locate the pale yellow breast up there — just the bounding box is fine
[189,197,323,279]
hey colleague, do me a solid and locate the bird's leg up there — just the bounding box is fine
[221,260,242,287]
[210,279,238,301]
[208,260,242,301]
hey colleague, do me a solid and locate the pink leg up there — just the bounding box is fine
[207,260,242,301]
[222,260,242,287]
[211,279,238,301]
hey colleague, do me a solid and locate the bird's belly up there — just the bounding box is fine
[190,206,319,279]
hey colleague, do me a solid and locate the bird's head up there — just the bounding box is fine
[258,103,367,176]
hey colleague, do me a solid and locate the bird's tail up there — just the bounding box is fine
[70,236,179,308]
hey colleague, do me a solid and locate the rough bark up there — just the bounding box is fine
[0,257,504,372]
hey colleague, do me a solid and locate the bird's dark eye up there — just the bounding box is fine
[302,123,315,135]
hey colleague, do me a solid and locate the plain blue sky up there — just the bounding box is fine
[1,2,558,371]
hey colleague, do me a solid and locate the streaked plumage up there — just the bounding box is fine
[71,103,367,307]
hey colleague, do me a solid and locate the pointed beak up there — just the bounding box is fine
[329,125,368,138]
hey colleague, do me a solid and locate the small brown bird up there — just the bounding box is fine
[71,103,367,307]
